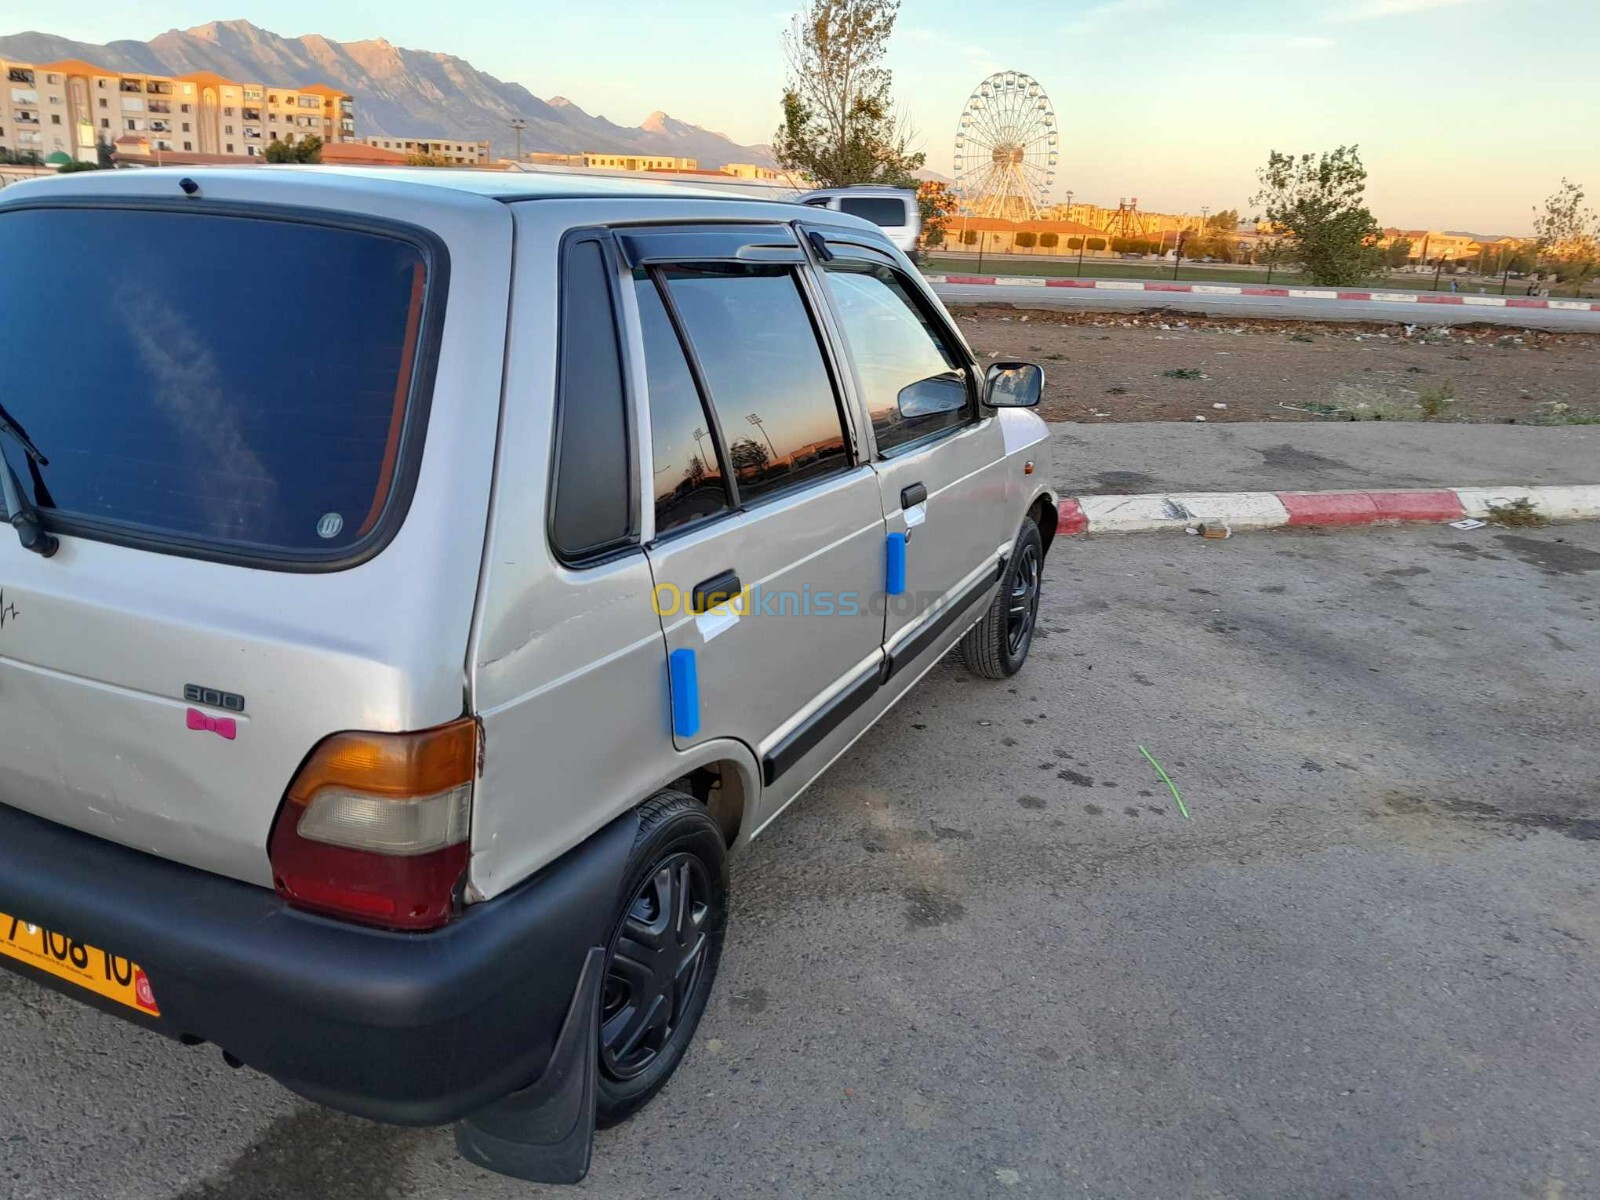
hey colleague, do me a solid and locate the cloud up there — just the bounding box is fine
[1061,0,1169,36]
[1333,0,1479,21]
[900,27,1003,77]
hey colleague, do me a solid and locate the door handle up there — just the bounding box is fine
[901,482,927,509]
[691,569,742,613]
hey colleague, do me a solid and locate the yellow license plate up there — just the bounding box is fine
[0,910,160,1016]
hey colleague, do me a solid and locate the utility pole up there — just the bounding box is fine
[509,117,526,163]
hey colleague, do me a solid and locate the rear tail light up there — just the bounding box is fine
[269,718,478,931]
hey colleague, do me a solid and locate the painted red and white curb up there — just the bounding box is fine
[925,273,1600,313]
[1054,485,1600,536]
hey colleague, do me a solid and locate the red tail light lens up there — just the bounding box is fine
[269,719,478,931]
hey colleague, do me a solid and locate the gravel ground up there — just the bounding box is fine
[951,305,1600,426]
[4,523,1598,1199]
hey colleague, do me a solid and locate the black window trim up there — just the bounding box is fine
[635,254,859,547]
[545,228,642,568]
[803,231,982,460]
[0,195,450,573]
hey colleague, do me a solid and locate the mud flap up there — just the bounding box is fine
[454,945,604,1184]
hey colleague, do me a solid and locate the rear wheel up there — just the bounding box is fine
[595,792,728,1128]
[960,519,1044,679]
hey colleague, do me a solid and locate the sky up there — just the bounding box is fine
[4,0,1597,233]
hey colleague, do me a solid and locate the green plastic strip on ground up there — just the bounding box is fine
[1138,745,1191,820]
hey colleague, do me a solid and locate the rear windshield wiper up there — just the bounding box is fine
[0,401,57,558]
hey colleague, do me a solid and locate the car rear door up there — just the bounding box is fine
[806,234,1013,667]
[621,224,888,796]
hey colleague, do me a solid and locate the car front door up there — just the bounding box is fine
[622,225,889,800]
[810,240,1013,666]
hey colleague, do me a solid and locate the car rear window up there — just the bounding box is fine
[837,197,909,228]
[0,205,436,564]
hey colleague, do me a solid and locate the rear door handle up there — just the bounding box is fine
[901,482,927,509]
[691,569,742,613]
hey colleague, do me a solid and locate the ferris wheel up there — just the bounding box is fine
[953,71,1059,221]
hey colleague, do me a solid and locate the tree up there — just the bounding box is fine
[263,135,322,164]
[1531,178,1599,288]
[1251,145,1384,286]
[1205,208,1239,234]
[96,137,115,167]
[728,437,771,476]
[1066,237,1083,250]
[405,152,453,167]
[1384,237,1413,268]
[917,180,958,248]
[1086,237,1106,251]
[55,160,105,173]
[960,229,978,246]
[1039,232,1059,250]
[1015,231,1037,249]
[773,0,924,187]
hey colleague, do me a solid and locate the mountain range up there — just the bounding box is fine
[0,20,774,167]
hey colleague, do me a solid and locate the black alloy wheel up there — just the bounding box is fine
[600,851,714,1082]
[1006,537,1042,658]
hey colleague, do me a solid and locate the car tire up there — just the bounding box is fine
[959,519,1045,679]
[594,790,728,1129]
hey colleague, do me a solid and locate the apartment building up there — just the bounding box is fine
[0,57,353,165]
[583,152,698,171]
[357,136,490,165]
[721,162,783,181]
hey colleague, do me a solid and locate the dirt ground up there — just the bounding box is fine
[951,304,1600,425]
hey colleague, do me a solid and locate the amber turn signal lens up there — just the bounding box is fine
[286,718,477,805]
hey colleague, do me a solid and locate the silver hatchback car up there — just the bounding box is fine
[0,167,1056,1182]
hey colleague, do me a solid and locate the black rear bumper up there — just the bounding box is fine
[0,801,636,1125]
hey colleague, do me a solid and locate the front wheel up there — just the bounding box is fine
[595,791,728,1128]
[959,519,1044,679]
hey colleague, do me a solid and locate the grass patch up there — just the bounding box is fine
[1106,385,1128,394]
[1163,367,1204,380]
[1526,403,1600,426]
[1289,333,1315,343]
[1417,380,1456,419]
[1486,497,1548,528]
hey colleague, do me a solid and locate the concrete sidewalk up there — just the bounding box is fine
[1048,421,1599,498]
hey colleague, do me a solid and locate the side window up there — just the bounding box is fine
[634,274,731,534]
[837,196,909,228]
[550,237,634,561]
[822,261,971,454]
[659,265,849,504]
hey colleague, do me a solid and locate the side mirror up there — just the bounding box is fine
[897,372,969,419]
[983,361,1043,408]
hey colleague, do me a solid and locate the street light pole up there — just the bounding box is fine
[745,413,778,462]
[509,118,526,163]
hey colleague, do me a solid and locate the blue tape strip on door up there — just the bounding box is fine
[886,532,907,596]
[669,648,700,738]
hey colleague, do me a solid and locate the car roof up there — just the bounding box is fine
[1,164,765,205]
[0,165,899,247]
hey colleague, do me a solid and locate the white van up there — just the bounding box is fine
[799,185,922,253]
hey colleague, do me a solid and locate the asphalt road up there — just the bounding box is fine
[931,282,1600,333]
[5,523,1599,1199]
